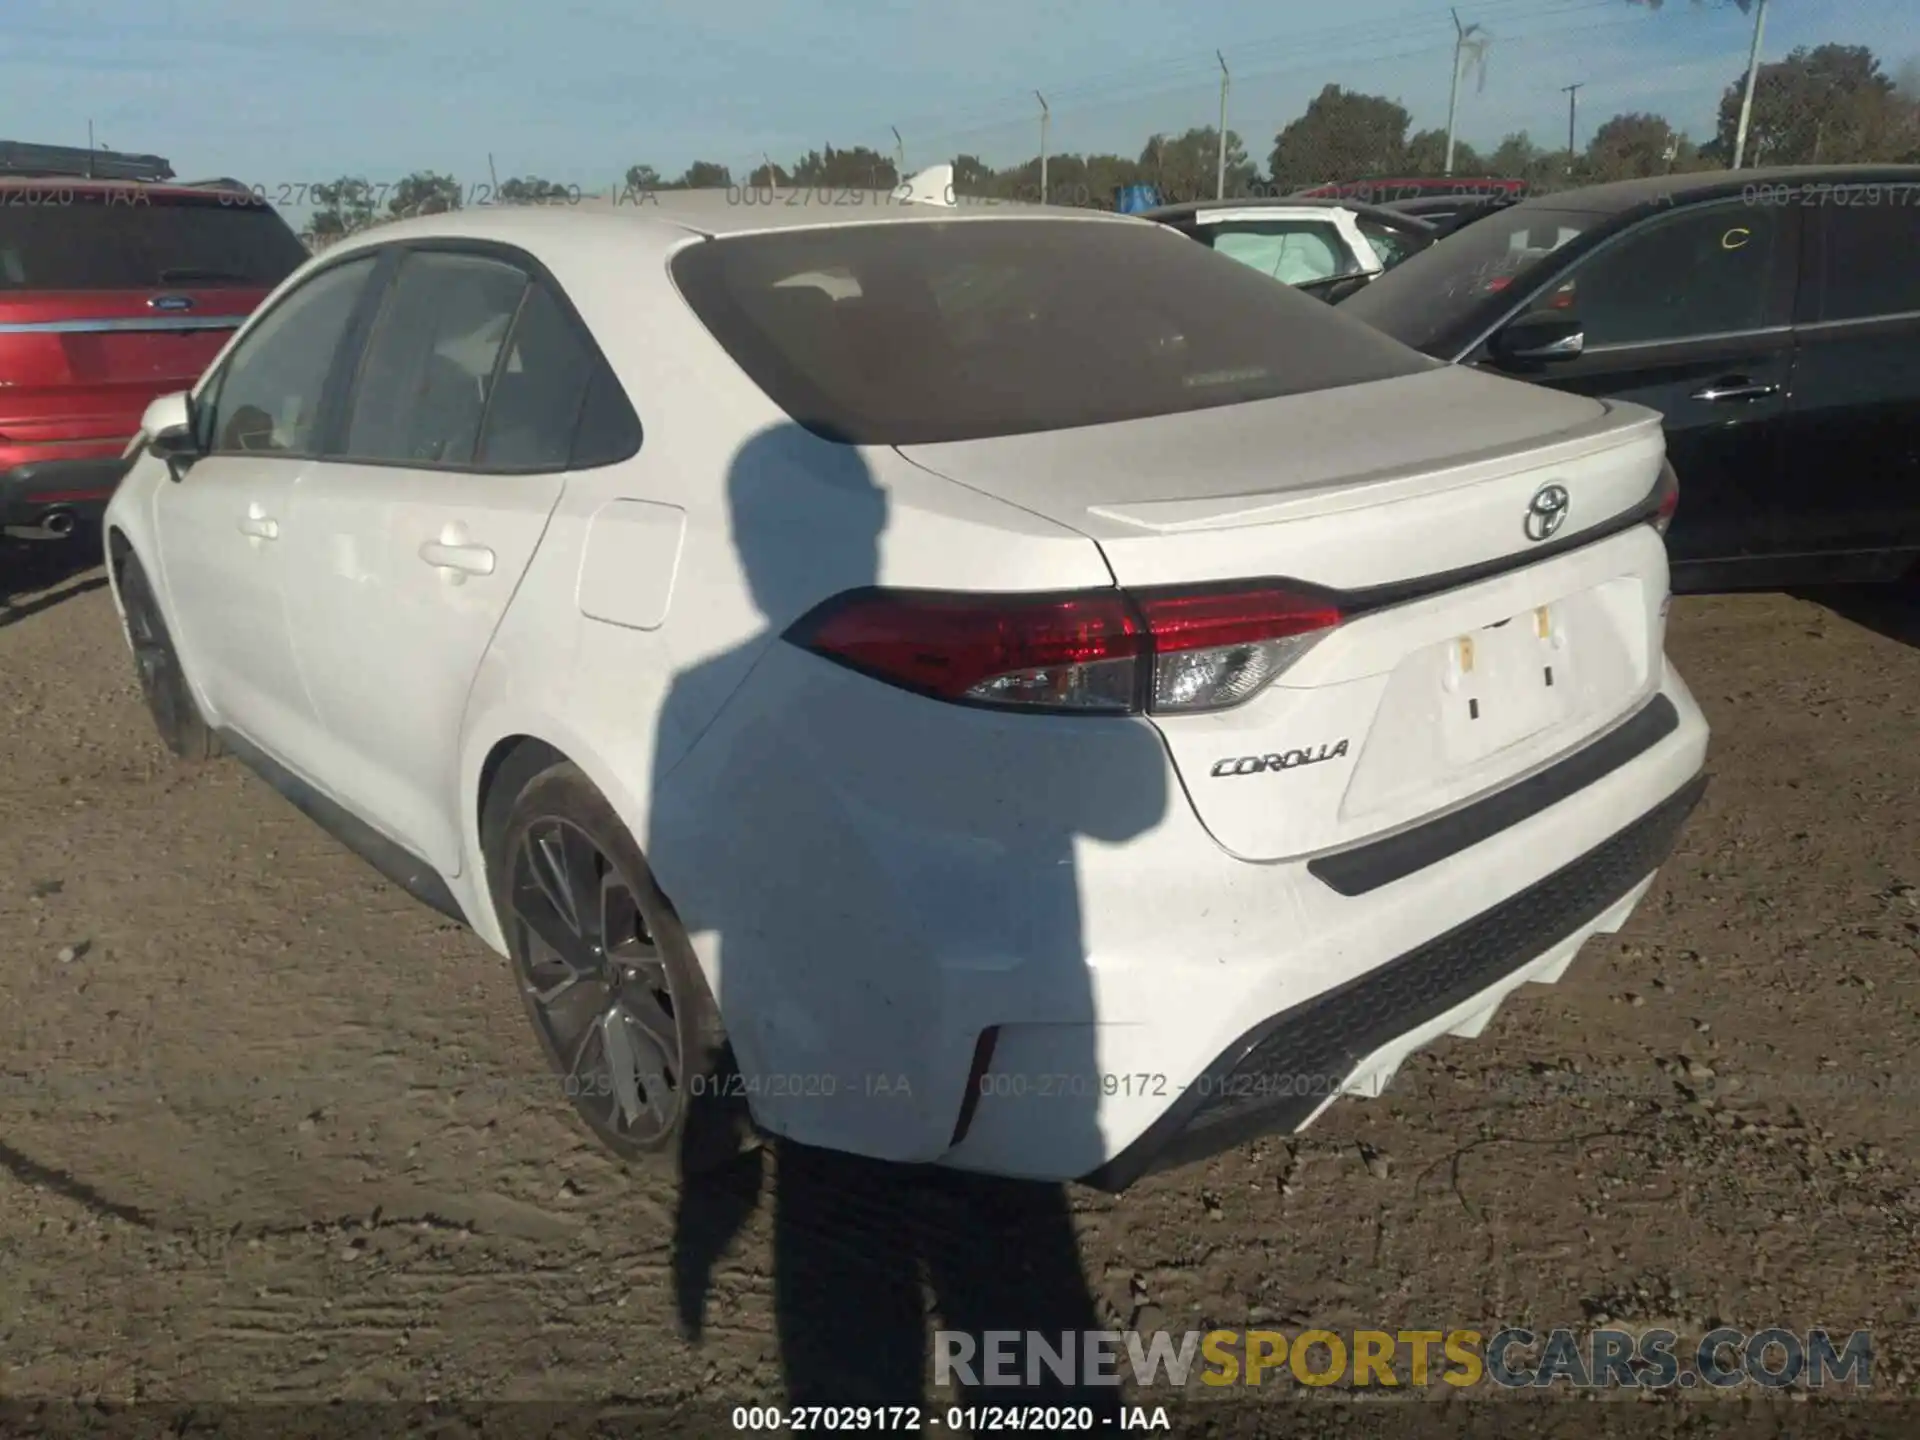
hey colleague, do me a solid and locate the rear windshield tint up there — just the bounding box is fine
[669,217,1435,445]
[0,192,308,290]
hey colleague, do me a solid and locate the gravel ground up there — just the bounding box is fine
[3,541,1918,1437]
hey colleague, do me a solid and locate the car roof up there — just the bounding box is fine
[1140,195,1436,231]
[0,176,262,204]
[332,186,1129,245]
[1510,163,1920,216]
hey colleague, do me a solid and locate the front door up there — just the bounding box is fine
[1471,197,1801,585]
[153,252,380,752]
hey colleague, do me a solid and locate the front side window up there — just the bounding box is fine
[340,251,529,466]
[200,254,377,456]
[1341,206,1596,352]
[1518,202,1784,348]
[1817,189,1920,323]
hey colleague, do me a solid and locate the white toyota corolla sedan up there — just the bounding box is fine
[102,175,1707,1193]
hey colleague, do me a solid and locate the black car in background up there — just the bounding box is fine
[1341,164,1920,592]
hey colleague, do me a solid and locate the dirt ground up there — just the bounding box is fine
[3,541,1919,1435]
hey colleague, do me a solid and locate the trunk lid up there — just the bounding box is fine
[895,365,1673,863]
[0,286,266,442]
[0,187,305,444]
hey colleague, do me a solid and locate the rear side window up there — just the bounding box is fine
[1203,220,1357,285]
[0,193,307,290]
[1817,189,1920,323]
[570,364,643,468]
[341,251,528,466]
[474,283,598,469]
[670,218,1434,446]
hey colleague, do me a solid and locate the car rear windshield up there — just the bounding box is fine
[669,217,1436,445]
[1341,206,1597,354]
[0,191,308,291]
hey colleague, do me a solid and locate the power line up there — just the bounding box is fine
[880,0,1732,145]
[910,12,1657,153]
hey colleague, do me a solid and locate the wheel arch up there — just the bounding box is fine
[460,715,672,958]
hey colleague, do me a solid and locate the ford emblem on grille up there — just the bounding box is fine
[1524,483,1570,542]
[148,294,195,312]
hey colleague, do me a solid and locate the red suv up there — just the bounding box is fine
[0,141,307,541]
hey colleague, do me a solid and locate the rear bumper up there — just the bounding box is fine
[1080,766,1705,1191]
[0,452,131,529]
[649,629,1710,1182]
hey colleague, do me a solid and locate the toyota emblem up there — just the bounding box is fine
[1525,483,1570,542]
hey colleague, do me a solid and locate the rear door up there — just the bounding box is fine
[1467,196,1801,578]
[281,245,634,875]
[0,190,306,451]
[1779,182,1920,565]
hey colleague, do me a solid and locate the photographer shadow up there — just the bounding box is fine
[655,423,1168,1422]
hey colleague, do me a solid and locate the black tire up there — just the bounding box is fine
[119,553,223,762]
[490,761,752,1177]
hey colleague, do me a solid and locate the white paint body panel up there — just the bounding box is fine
[102,196,1710,1183]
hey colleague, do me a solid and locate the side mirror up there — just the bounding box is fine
[1489,312,1585,365]
[139,391,199,479]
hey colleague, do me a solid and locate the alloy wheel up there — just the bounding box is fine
[508,817,685,1149]
[124,578,188,743]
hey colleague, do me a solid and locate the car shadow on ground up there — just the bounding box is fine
[1791,583,1920,649]
[0,535,108,630]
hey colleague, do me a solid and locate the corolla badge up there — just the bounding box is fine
[1524,483,1570,542]
[1210,739,1350,778]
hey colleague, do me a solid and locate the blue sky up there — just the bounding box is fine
[2,0,1910,202]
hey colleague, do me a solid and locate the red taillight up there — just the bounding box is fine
[789,583,1343,716]
[791,589,1145,711]
[1653,463,1680,536]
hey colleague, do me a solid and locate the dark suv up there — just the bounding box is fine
[1342,164,1920,591]
[0,141,307,543]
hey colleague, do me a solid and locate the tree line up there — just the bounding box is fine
[306,42,1919,244]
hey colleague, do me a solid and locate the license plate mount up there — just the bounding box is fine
[1439,603,1576,766]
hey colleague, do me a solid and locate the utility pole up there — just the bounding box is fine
[1036,91,1050,204]
[1731,0,1769,169]
[1562,82,1584,174]
[1215,51,1230,200]
[891,126,905,180]
[1444,11,1465,177]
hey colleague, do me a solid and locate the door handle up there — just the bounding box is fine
[237,513,278,540]
[1690,378,1780,403]
[419,540,496,577]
